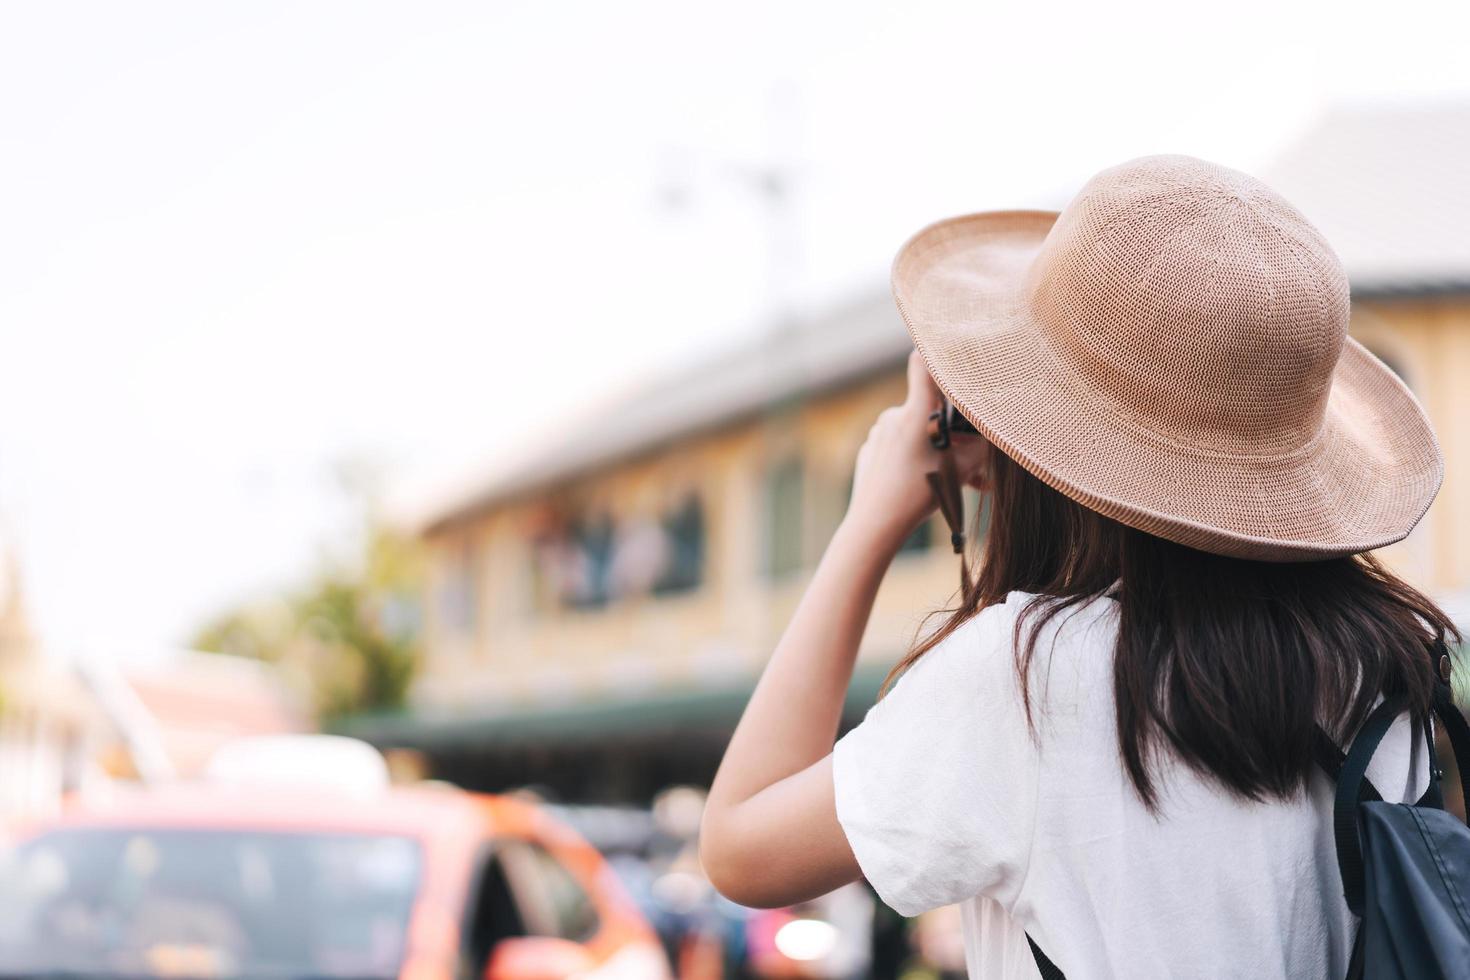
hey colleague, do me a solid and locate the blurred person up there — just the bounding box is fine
[700,156,1469,978]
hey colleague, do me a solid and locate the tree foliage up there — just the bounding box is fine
[192,481,423,721]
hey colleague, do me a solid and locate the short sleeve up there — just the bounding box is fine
[832,593,1041,917]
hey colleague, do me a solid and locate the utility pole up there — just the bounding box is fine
[655,82,805,331]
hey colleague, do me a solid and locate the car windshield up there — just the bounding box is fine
[0,825,423,979]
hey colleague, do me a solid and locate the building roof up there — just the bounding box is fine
[422,102,1470,532]
[1262,101,1470,297]
[423,292,911,532]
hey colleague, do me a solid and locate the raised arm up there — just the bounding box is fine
[699,351,987,908]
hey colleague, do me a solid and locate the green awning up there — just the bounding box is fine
[334,662,894,751]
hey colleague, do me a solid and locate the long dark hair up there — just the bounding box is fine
[880,446,1458,809]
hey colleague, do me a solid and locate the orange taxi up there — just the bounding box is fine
[0,780,671,979]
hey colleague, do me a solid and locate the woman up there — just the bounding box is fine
[700,155,1460,978]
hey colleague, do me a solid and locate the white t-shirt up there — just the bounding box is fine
[832,589,1429,979]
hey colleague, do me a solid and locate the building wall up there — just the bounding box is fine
[418,369,967,712]
[418,295,1470,712]
[1351,296,1470,592]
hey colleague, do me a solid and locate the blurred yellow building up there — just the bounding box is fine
[349,103,1470,801]
[355,297,959,797]
[1265,103,1470,592]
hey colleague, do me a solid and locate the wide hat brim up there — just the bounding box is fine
[893,210,1443,562]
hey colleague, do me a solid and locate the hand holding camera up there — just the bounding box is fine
[846,351,989,556]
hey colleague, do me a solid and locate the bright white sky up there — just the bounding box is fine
[3,0,1469,657]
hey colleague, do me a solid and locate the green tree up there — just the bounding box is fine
[294,521,422,719]
[192,465,424,721]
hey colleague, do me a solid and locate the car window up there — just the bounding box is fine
[493,840,600,944]
[0,827,422,980]
[463,845,524,977]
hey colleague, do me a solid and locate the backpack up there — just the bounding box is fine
[1026,647,1470,980]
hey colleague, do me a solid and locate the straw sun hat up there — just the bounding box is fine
[895,154,1441,562]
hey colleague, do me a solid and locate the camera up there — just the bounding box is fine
[927,399,978,450]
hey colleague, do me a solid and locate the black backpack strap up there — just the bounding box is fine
[1027,933,1066,980]
[1332,697,1404,916]
[1432,678,1470,827]
[1316,727,1374,980]
[1313,727,1383,801]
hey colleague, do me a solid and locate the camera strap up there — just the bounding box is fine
[925,450,966,556]
[926,406,967,556]
[925,403,973,590]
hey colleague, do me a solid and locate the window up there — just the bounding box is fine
[653,494,706,595]
[487,840,599,944]
[0,828,423,980]
[462,846,526,976]
[565,513,616,609]
[530,495,708,609]
[438,540,479,639]
[764,457,805,578]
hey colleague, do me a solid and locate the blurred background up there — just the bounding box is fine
[2,1,1470,977]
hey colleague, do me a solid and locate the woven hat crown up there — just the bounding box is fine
[1026,155,1350,456]
[892,153,1440,560]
